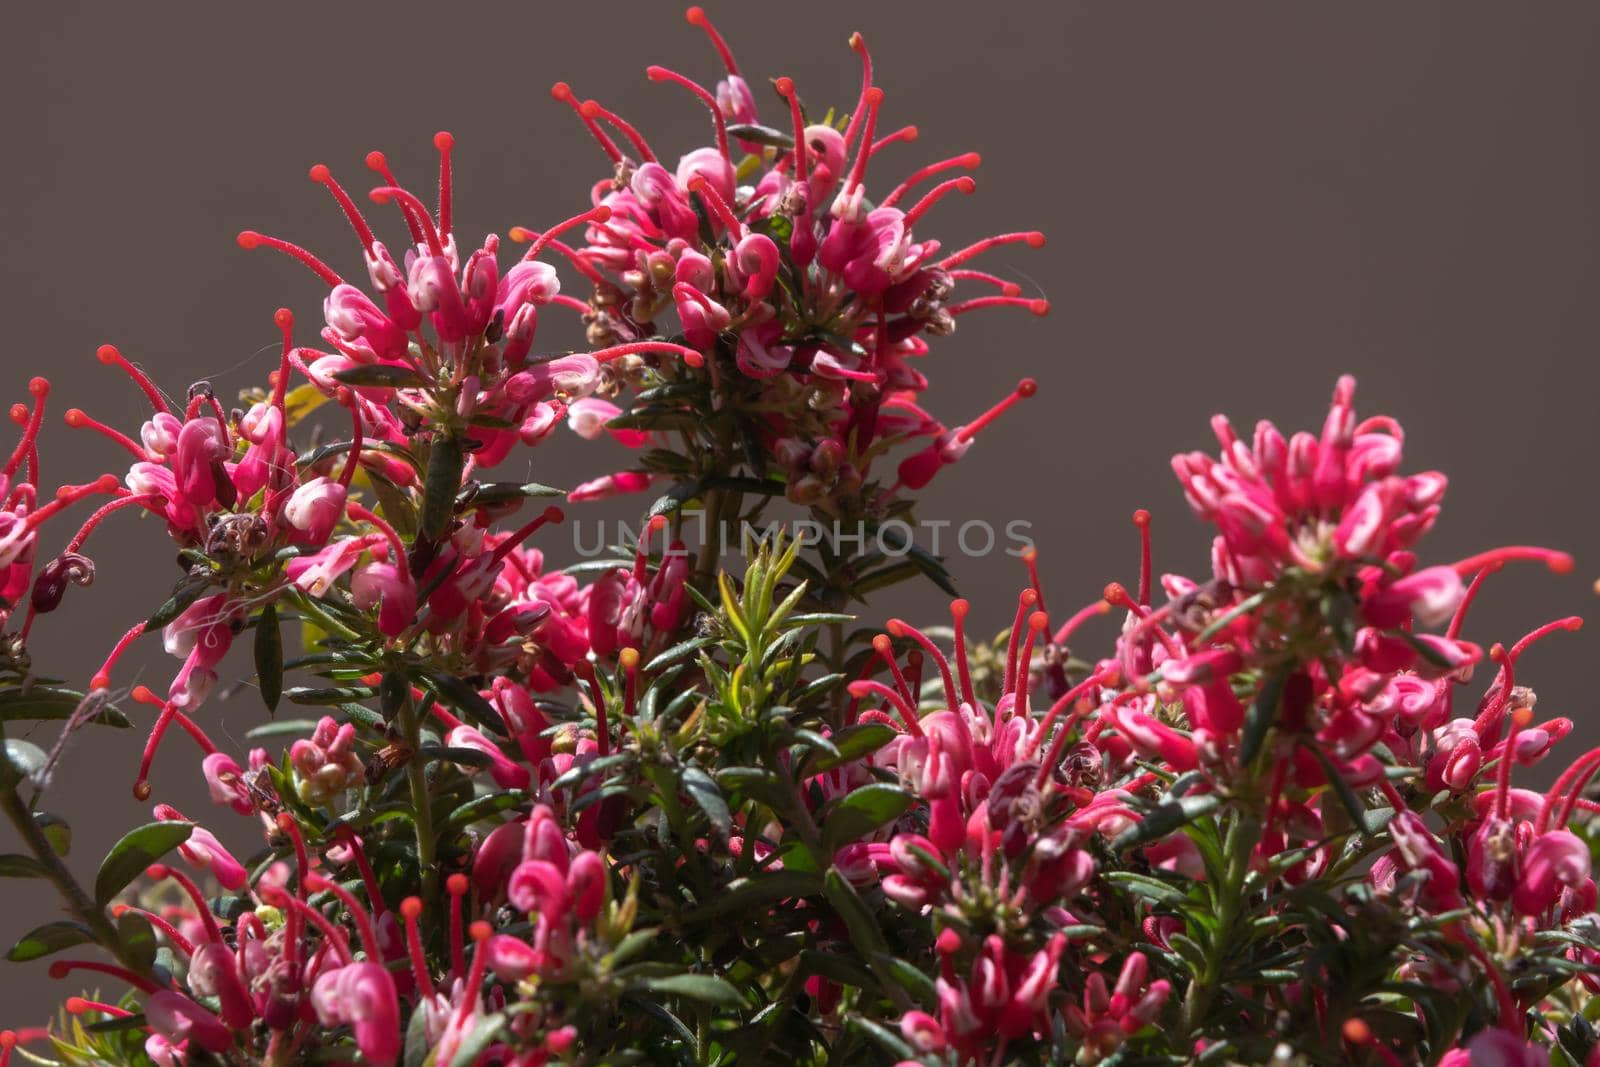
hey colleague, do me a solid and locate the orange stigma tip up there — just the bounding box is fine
[308,164,330,183]
[236,231,260,249]
[369,190,393,204]
[1026,232,1046,247]
[951,598,970,617]
[1512,706,1535,729]
[551,82,573,100]
[1567,617,1584,631]
[132,780,152,801]
[872,634,892,651]
[446,873,469,895]
[364,150,387,171]
[962,153,982,168]
[903,126,920,141]
[29,377,48,396]
[1133,509,1151,526]
[48,962,70,980]
[1489,643,1507,662]
[956,177,977,193]
[886,619,906,637]
[1549,553,1575,574]
[400,897,422,920]
[65,997,88,1014]
[545,506,566,523]
[0,1031,15,1048]
[434,131,454,150]
[618,648,640,669]
[592,205,613,222]
[90,673,109,690]
[1020,589,1039,606]
[109,904,127,917]
[508,227,531,243]
[849,32,865,51]
[274,308,293,328]
[646,514,667,532]
[130,685,156,703]
[96,344,120,364]
[7,405,26,424]
[1103,582,1129,603]
[685,6,706,25]
[145,863,168,880]
[1017,378,1038,398]
[579,100,601,119]
[469,920,492,942]
[864,87,885,105]
[1002,283,1021,297]
[1029,299,1050,316]
[1342,1019,1372,1045]
[1029,611,1048,630]
[275,812,295,831]
[775,77,795,96]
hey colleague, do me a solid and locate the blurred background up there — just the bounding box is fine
[2,0,1596,1023]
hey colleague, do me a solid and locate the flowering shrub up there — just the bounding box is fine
[0,9,1597,1067]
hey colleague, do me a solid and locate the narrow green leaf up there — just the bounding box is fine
[420,433,464,541]
[34,812,69,856]
[332,363,428,389]
[642,973,746,1008]
[808,723,896,773]
[1238,666,1287,768]
[447,1012,506,1067]
[254,604,283,714]
[94,821,194,906]
[7,920,93,962]
[1111,793,1224,852]
[0,853,49,878]
[0,686,128,728]
[822,784,915,852]
[681,766,731,840]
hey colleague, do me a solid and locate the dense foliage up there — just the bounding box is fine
[0,10,1595,1067]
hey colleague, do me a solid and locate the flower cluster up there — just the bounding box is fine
[0,10,1596,1067]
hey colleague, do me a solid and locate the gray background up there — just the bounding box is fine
[2,0,1596,1024]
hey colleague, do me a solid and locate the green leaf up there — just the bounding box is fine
[823,866,890,958]
[679,870,819,923]
[727,122,795,149]
[403,996,432,1067]
[822,783,915,852]
[2,739,47,782]
[332,363,428,389]
[117,909,158,972]
[254,604,283,715]
[1305,742,1369,827]
[807,723,896,774]
[34,812,69,856]
[0,686,128,728]
[461,482,566,509]
[1102,870,1192,908]
[145,572,211,630]
[680,766,731,840]
[7,920,93,962]
[1111,793,1224,852]
[642,973,747,1009]
[0,853,48,878]
[284,685,377,706]
[447,1013,506,1067]
[367,467,419,540]
[419,433,465,541]
[244,719,320,742]
[425,673,506,735]
[94,821,194,906]
[1238,666,1287,768]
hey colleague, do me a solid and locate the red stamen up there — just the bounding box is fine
[590,340,706,368]
[873,634,916,707]
[368,187,446,257]
[1052,597,1112,646]
[510,205,613,262]
[948,295,1050,317]
[1003,589,1040,694]
[870,125,919,153]
[270,308,296,411]
[938,231,1046,270]
[956,378,1037,443]
[446,873,469,979]
[1447,562,1501,640]
[63,408,146,461]
[146,863,223,944]
[841,32,875,152]
[65,996,133,1018]
[335,827,387,918]
[23,475,120,533]
[951,599,977,711]
[455,921,493,1025]
[632,514,668,584]
[433,131,455,237]
[304,874,382,962]
[775,78,808,183]
[577,663,610,757]
[1133,509,1153,607]
[884,156,982,210]
[948,269,1021,297]
[900,176,976,227]
[487,506,566,570]
[364,151,426,245]
[113,904,194,956]
[1014,611,1049,717]
[2,378,48,479]
[685,6,740,75]
[346,503,409,563]
[95,345,171,413]
[45,960,160,995]
[847,679,923,737]
[1451,546,1573,576]
[236,231,342,286]
[844,87,884,191]
[550,83,624,165]
[91,623,145,692]
[1020,547,1047,613]
[1034,668,1120,781]
[580,100,657,163]
[686,176,743,238]
[67,493,160,553]
[647,66,731,165]
[398,897,435,1000]
[309,165,377,252]
[267,889,354,966]
[886,619,959,712]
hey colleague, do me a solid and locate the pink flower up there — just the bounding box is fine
[310,961,401,1066]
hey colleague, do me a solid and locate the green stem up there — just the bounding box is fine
[398,690,438,906]
[0,783,147,976]
[1182,813,1261,1035]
